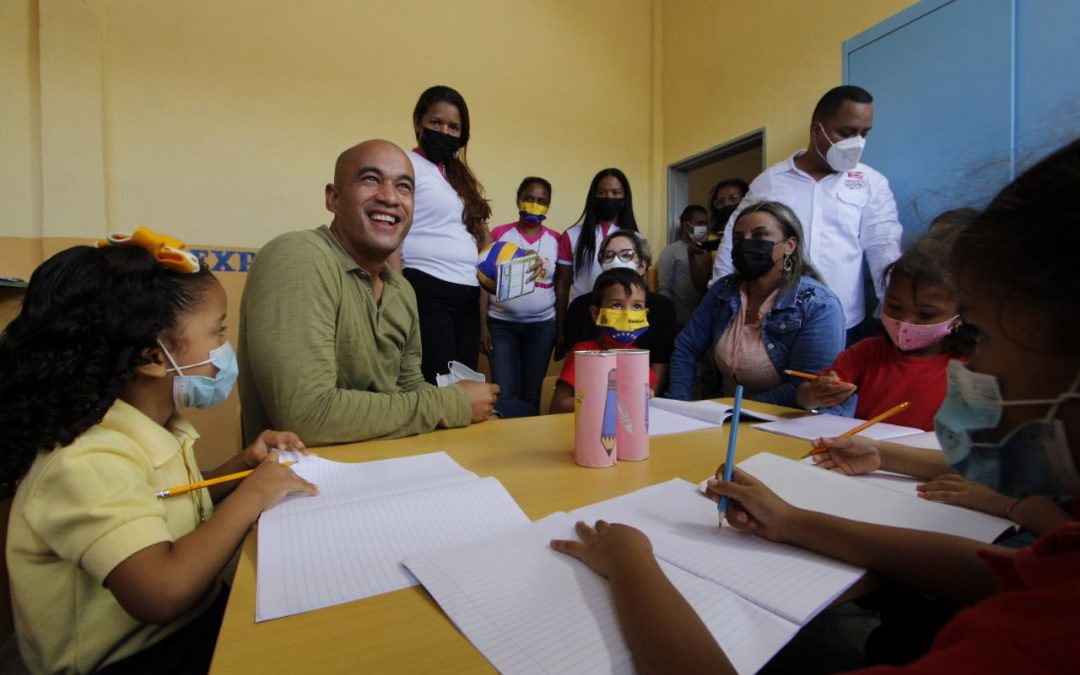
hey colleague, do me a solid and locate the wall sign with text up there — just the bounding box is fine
[189,249,256,272]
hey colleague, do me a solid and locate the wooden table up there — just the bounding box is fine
[209,403,809,674]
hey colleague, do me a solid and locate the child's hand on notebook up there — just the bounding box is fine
[705,467,793,543]
[808,435,882,475]
[916,473,1012,516]
[242,429,309,469]
[239,450,320,511]
[550,520,655,579]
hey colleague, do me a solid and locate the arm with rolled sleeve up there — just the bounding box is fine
[242,236,470,446]
[859,172,903,303]
[666,285,724,400]
[751,285,851,412]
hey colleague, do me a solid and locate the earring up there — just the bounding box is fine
[782,254,794,273]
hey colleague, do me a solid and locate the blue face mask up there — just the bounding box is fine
[934,359,1080,498]
[159,340,238,409]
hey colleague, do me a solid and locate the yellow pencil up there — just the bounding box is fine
[156,461,296,499]
[784,369,822,381]
[804,402,911,458]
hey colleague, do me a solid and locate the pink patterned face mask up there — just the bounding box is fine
[881,311,959,352]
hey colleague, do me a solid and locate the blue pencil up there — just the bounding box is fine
[719,384,744,527]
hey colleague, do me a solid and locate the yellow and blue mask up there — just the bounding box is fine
[595,308,649,345]
[519,201,548,224]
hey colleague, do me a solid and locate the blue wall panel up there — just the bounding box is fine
[1015,0,1080,172]
[845,0,1014,241]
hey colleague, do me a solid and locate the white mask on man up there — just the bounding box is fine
[816,123,866,172]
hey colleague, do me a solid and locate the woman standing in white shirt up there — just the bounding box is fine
[553,168,641,359]
[397,85,492,383]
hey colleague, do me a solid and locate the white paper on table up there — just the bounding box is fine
[648,399,786,436]
[892,430,943,450]
[753,414,925,442]
[405,513,800,675]
[256,453,530,621]
[738,453,1013,543]
[568,479,864,626]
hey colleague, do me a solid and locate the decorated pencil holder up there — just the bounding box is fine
[573,351,618,468]
[615,349,650,461]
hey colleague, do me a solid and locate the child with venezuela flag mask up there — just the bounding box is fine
[550,269,656,413]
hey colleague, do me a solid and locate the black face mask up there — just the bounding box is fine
[593,197,624,221]
[731,238,780,281]
[418,128,461,165]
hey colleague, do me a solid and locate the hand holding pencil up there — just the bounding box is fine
[804,401,912,459]
[790,369,857,410]
[158,451,319,507]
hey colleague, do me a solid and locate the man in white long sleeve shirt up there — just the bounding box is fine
[710,85,902,344]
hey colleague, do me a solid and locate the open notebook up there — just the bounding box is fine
[753,414,943,447]
[700,453,1013,542]
[256,452,529,621]
[405,478,866,674]
[648,398,786,436]
[739,453,1014,541]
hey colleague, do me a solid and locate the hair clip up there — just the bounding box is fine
[97,226,201,274]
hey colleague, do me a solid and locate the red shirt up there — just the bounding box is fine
[859,522,1080,674]
[827,336,966,431]
[557,338,658,390]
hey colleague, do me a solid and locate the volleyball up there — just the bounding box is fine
[476,241,526,293]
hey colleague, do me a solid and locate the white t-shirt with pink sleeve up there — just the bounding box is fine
[486,222,560,323]
[556,222,619,302]
[400,150,480,287]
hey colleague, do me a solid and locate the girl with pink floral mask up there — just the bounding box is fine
[796,228,973,430]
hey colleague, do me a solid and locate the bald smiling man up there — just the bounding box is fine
[238,140,499,446]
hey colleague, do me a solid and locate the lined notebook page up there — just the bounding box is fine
[741,453,1013,543]
[271,451,478,517]
[404,513,799,675]
[753,415,925,441]
[648,405,720,436]
[257,475,529,621]
[569,480,864,625]
[649,399,786,436]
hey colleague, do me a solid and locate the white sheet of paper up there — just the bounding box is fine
[739,453,1013,543]
[256,454,530,621]
[568,479,864,626]
[892,430,943,450]
[405,513,799,675]
[648,399,787,436]
[753,414,925,441]
[647,405,720,436]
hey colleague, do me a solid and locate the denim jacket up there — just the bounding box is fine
[667,273,850,412]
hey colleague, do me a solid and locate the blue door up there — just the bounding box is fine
[844,0,1080,243]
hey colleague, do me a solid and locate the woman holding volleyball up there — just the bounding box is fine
[479,177,559,417]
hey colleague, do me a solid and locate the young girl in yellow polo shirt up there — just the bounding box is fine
[0,230,318,674]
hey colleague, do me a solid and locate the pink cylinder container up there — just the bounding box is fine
[573,351,618,468]
[615,349,650,461]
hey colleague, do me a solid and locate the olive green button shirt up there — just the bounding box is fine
[238,226,471,446]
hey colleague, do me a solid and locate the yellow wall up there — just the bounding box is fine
[1,0,919,465]
[661,0,915,170]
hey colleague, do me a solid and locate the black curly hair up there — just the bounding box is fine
[0,245,216,498]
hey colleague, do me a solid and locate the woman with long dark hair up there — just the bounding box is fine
[553,168,639,358]
[397,85,492,383]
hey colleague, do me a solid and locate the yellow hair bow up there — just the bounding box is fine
[97,226,201,273]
